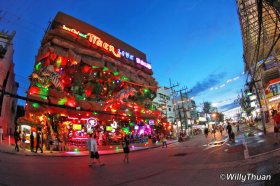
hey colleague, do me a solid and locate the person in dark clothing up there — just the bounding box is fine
[30,132,34,152]
[226,123,232,140]
[14,130,20,152]
[204,127,209,138]
[122,136,130,163]
[35,132,43,153]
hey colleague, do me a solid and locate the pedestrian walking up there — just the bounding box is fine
[19,131,22,148]
[273,110,280,145]
[35,131,43,153]
[87,134,105,167]
[219,125,223,136]
[30,132,34,152]
[212,126,216,140]
[162,134,167,148]
[14,130,20,152]
[236,122,240,132]
[86,133,93,166]
[229,131,235,142]
[204,127,209,138]
[21,131,26,150]
[63,131,68,151]
[122,135,130,163]
[49,133,54,153]
[0,126,3,144]
[226,123,232,140]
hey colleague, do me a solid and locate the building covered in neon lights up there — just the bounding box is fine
[18,12,163,147]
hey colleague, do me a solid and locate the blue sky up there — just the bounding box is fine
[0,0,246,110]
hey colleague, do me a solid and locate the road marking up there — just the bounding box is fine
[203,140,226,150]
[242,135,250,159]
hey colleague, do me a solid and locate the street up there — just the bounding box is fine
[1,124,280,186]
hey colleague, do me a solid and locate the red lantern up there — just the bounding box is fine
[66,96,76,107]
[29,86,40,95]
[61,73,72,86]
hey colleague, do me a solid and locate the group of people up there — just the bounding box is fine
[14,130,43,153]
[13,130,69,153]
[86,134,131,167]
[203,122,237,143]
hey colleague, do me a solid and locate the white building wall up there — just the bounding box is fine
[153,87,175,122]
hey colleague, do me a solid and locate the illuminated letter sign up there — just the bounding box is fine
[62,25,152,69]
[268,95,280,102]
[118,49,152,69]
[62,25,120,58]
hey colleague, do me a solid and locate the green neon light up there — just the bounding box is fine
[32,103,39,108]
[40,95,48,100]
[39,87,49,96]
[120,76,129,81]
[123,127,129,134]
[79,33,88,38]
[58,97,67,105]
[113,71,119,76]
[129,121,134,126]
[56,57,61,68]
[143,88,149,93]
[35,62,42,71]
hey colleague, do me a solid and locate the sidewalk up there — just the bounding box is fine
[0,136,178,157]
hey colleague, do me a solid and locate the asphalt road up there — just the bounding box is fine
[1,128,279,186]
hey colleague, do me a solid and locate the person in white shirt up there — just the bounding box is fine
[87,134,104,167]
[86,133,93,166]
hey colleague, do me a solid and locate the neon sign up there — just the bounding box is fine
[136,57,151,69]
[62,24,152,69]
[268,95,280,102]
[62,25,120,58]
[118,49,152,69]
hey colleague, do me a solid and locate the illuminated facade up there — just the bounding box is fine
[237,0,280,111]
[19,12,162,146]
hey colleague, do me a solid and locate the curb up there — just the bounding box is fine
[0,140,179,158]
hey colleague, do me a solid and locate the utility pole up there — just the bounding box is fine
[168,79,179,137]
[174,86,191,134]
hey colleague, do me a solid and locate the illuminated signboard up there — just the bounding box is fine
[62,25,120,58]
[268,95,280,102]
[118,49,151,69]
[62,25,152,69]
[106,126,113,131]
[73,124,82,130]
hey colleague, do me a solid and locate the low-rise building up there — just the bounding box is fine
[0,31,18,135]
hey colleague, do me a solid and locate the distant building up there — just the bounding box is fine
[153,87,175,123]
[222,107,242,122]
[0,31,18,135]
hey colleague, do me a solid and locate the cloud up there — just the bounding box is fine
[218,101,239,112]
[189,72,227,97]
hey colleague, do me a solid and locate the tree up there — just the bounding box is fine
[203,102,212,121]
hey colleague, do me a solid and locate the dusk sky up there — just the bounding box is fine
[0,0,246,111]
